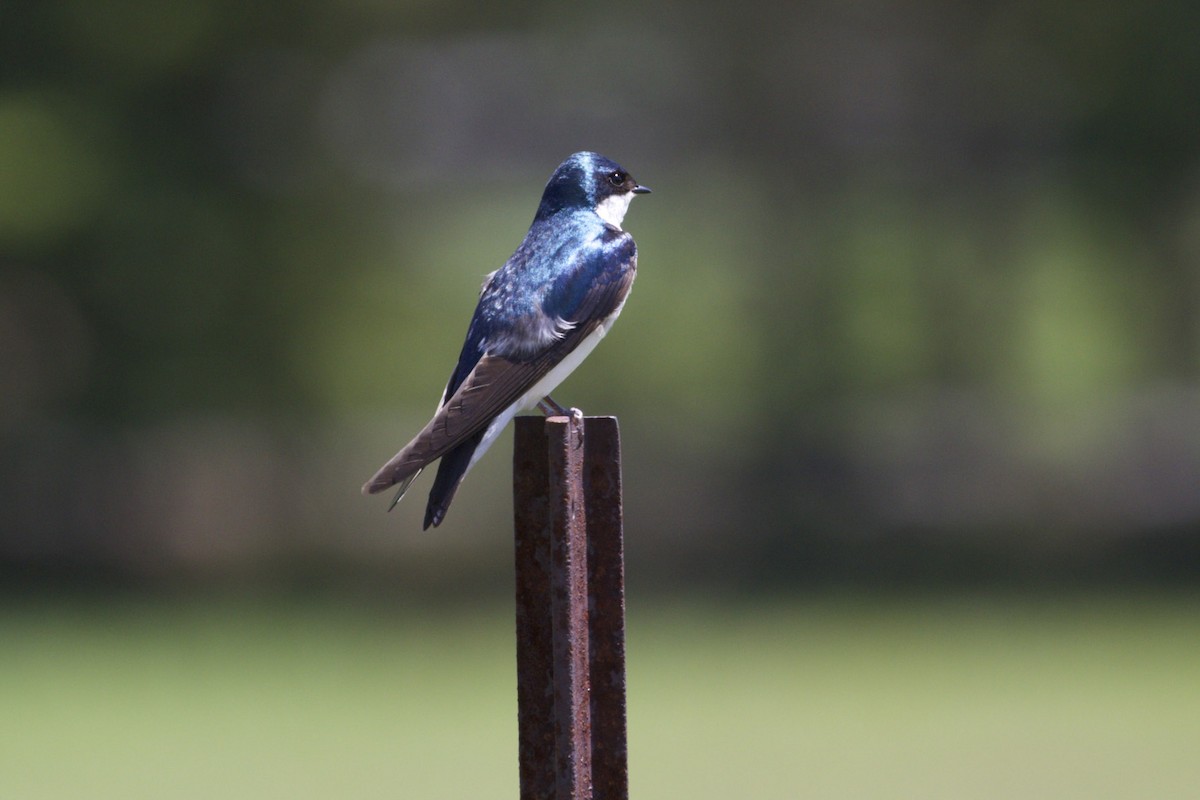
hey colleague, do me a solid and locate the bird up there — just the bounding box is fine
[362,151,651,528]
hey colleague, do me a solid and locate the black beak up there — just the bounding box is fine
[632,185,652,194]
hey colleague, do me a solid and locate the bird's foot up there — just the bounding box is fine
[537,395,580,419]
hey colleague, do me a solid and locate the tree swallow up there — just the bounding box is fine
[362,151,650,528]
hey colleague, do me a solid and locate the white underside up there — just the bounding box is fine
[464,301,624,475]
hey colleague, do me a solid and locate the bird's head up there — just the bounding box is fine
[536,151,651,229]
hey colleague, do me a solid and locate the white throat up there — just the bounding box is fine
[595,191,634,229]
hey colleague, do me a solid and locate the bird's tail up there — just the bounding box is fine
[421,434,482,528]
[363,430,480,527]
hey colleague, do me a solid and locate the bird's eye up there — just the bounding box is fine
[608,171,626,186]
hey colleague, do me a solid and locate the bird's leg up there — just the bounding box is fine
[538,395,578,417]
[538,395,569,416]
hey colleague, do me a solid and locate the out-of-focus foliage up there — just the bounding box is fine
[2,0,1199,587]
[3,596,1199,798]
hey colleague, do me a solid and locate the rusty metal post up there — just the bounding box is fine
[514,415,628,800]
[514,416,557,799]
[580,417,628,800]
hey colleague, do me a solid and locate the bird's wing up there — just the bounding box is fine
[361,247,634,496]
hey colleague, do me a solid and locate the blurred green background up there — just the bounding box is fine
[2,1,1199,797]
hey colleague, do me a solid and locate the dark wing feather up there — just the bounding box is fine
[361,262,634,497]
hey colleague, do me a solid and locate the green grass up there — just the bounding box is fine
[2,594,1198,799]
